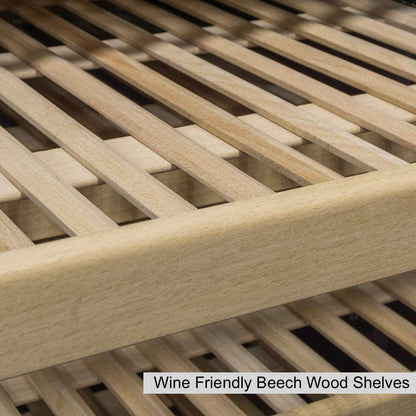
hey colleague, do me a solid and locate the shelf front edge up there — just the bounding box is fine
[0,164,415,379]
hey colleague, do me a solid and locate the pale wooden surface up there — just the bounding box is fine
[0,126,116,236]
[271,0,416,54]
[93,0,408,173]
[0,20,270,202]
[193,323,305,412]
[28,369,95,416]
[86,353,173,416]
[221,0,416,82]
[337,0,416,33]
[15,2,345,186]
[0,66,196,218]
[240,312,337,372]
[1,282,393,406]
[139,338,246,416]
[378,275,416,310]
[211,0,416,114]
[333,287,416,355]
[156,0,416,153]
[288,299,407,372]
[1,164,416,379]
[0,387,20,416]
[0,2,414,414]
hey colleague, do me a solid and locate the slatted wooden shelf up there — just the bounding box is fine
[0,0,415,414]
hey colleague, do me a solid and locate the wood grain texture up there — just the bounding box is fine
[0,126,116,236]
[138,338,246,416]
[1,283,393,406]
[86,353,173,416]
[0,67,194,219]
[98,0,407,173]
[288,299,407,372]
[0,27,251,79]
[220,0,416,82]
[0,210,32,251]
[16,2,346,186]
[28,368,95,416]
[1,164,416,379]
[377,275,416,310]
[271,0,416,54]
[337,0,416,33]
[0,387,20,416]
[240,312,337,372]
[0,19,269,202]
[193,323,305,411]
[213,0,416,114]
[157,0,416,153]
[333,286,416,355]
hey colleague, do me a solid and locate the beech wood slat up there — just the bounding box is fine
[13,3,341,186]
[28,369,95,416]
[271,0,416,55]
[72,0,409,173]
[0,67,195,219]
[0,210,33,251]
[0,20,270,202]
[336,0,416,33]
[155,0,416,153]
[240,312,337,373]
[86,353,173,416]
[288,299,407,372]
[333,287,416,355]
[377,276,416,310]
[220,0,416,82]
[0,126,117,236]
[207,0,416,114]
[0,26,254,80]
[138,339,246,416]
[193,323,305,412]
[0,283,394,406]
[0,387,20,416]
[0,0,412,400]
[1,164,416,379]
[0,139,182,416]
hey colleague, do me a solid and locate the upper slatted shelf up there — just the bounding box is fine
[0,0,415,415]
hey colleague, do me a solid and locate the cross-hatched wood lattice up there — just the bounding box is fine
[0,0,415,415]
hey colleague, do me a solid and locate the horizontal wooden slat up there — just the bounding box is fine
[0,164,416,379]
[338,0,416,33]
[220,0,416,82]
[240,312,337,372]
[0,126,116,236]
[100,0,406,172]
[158,0,416,153]
[86,352,173,416]
[288,299,407,371]
[138,339,246,416]
[1,282,394,406]
[333,286,416,355]
[0,387,20,416]
[0,66,195,218]
[214,0,416,114]
[0,18,270,202]
[193,323,305,411]
[28,368,95,416]
[16,2,341,186]
[271,0,416,54]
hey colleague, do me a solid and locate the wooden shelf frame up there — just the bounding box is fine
[0,0,415,414]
